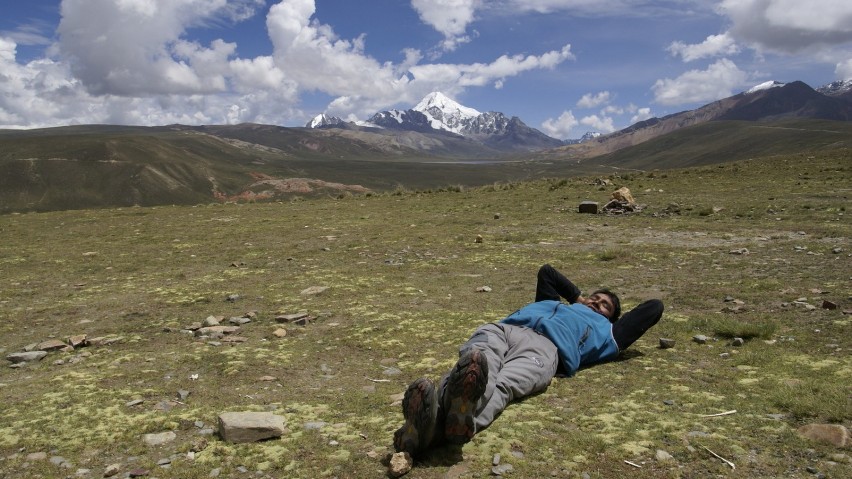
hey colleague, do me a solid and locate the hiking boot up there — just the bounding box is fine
[443,348,488,444]
[393,377,439,456]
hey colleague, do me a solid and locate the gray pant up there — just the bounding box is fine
[441,323,559,431]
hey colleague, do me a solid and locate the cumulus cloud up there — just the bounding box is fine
[653,58,749,106]
[667,33,740,62]
[630,107,653,124]
[836,58,852,79]
[411,0,480,52]
[541,110,578,139]
[577,91,610,108]
[580,114,615,133]
[719,0,852,54]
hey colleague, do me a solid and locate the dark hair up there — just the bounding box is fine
[593,288,621,322]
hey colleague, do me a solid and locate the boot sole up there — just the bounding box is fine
[393,377,438,455]
[444,349,488,444]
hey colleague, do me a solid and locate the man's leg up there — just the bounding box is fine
[472,324,559,430]
[440,323,558,442]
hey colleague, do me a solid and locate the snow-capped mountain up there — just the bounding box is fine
[306,113,344,128]
[747,80,785,94]
[564,131,601,144]
[363,92,563,151]
[817,79,852,98]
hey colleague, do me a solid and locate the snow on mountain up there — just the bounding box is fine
[563,131,601,144]
[306,113,344,128]
[817,79,852,97]
[747,81,786,94]
[412,92,481,134]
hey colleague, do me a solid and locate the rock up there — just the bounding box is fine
[6,351,48,364]
[225,294,240,302]
[659,338,676,349]
[655,449,675,462]
[832,247,843,254]
[474,234,484,243]
[26,452,47,461]
[177,390,190,401]
[202,316,221,327]
[68,335,88,348]
[611,187,636,205]
[195,326,240,337]
[229,316,251,325]
[300,286,328,296]
[303,421,326,431]
[663,400,675,406]
[143,431,177,446]
[476,286,492,293]
[797,424,850,448]
[128,469,148,478]
[731,337,745,347]
[491,464,514,475]
[103,463,121,477]
[578,201,599,214]
[126,399,144,407]
[729,248,750,255]
[388,452,413,478]
[272,328,287,338]
[37,339,68,352]
[259,375,277,382]
[494,213,501,219]
[693,335,708,344]
[220,336,248,344]
[217,411,286,443]
[821,300,838,310]
[493,453,501,465]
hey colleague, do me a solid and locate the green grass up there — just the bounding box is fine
[0,149,850,478]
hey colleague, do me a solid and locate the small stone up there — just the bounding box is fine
[510,450,524,459]
[300,286,328,296]
[806,466,818,474]
[729,248,749,255]
[202,316,221,327]
[259,375,277,382]
[731,337,745,347]
[229,316,251,325]
[128,469,148,478]
[126,399,144,407]
[663,399,675,406]
[491,464,514,475]
[492,453,501,465]
[209,468,221,477]
[225,294,240,302]
[26,452,47,461]
[304,421,327,431]
[75,468,91,476]
[474,234,484,243]
[103,463,121,477]
[143,431,177,446]
[218,411,286,443]
[693,335,708,344]
[272,328,287,338]
[659,338,676,349]
[275,312,308,323]
[832,247,843,254]
[494,213,501,219]
[719,352,730,359]
[177,390,190,401]
[157,458,171,466]
[655,449,675,462]
[382,367,402,376]
[68,335,88,348]
[389,452,413,478]
[476,286,492,293]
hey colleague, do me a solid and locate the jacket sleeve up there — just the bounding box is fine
[535,264,582,303]
[612,299,664,350]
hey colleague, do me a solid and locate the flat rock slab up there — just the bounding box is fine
[218,412,286,443]
[37,339,68,351]
[143,431,176,446]
[6,351,48,364]
[797,424,849,448]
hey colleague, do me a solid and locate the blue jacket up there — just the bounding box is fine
[501,300,620,376]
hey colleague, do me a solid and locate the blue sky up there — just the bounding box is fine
[1,1,850,138]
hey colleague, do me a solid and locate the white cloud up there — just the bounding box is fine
[667,33,740,62]
[652,58,749,106]
[541,110,578,139]
[630,107,653,123]
[580,114,615,133]
[719,0,852,54]
[836,58,852,79]
[411,0,481,52]
[577,91,610,108]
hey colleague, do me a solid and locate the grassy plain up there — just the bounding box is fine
[0,149,849,478]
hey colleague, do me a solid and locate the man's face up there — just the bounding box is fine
[583,293,615,320]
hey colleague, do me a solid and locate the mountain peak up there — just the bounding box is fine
[412,92,481,133]
[746,80,785,94]
[306,113,344,128]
